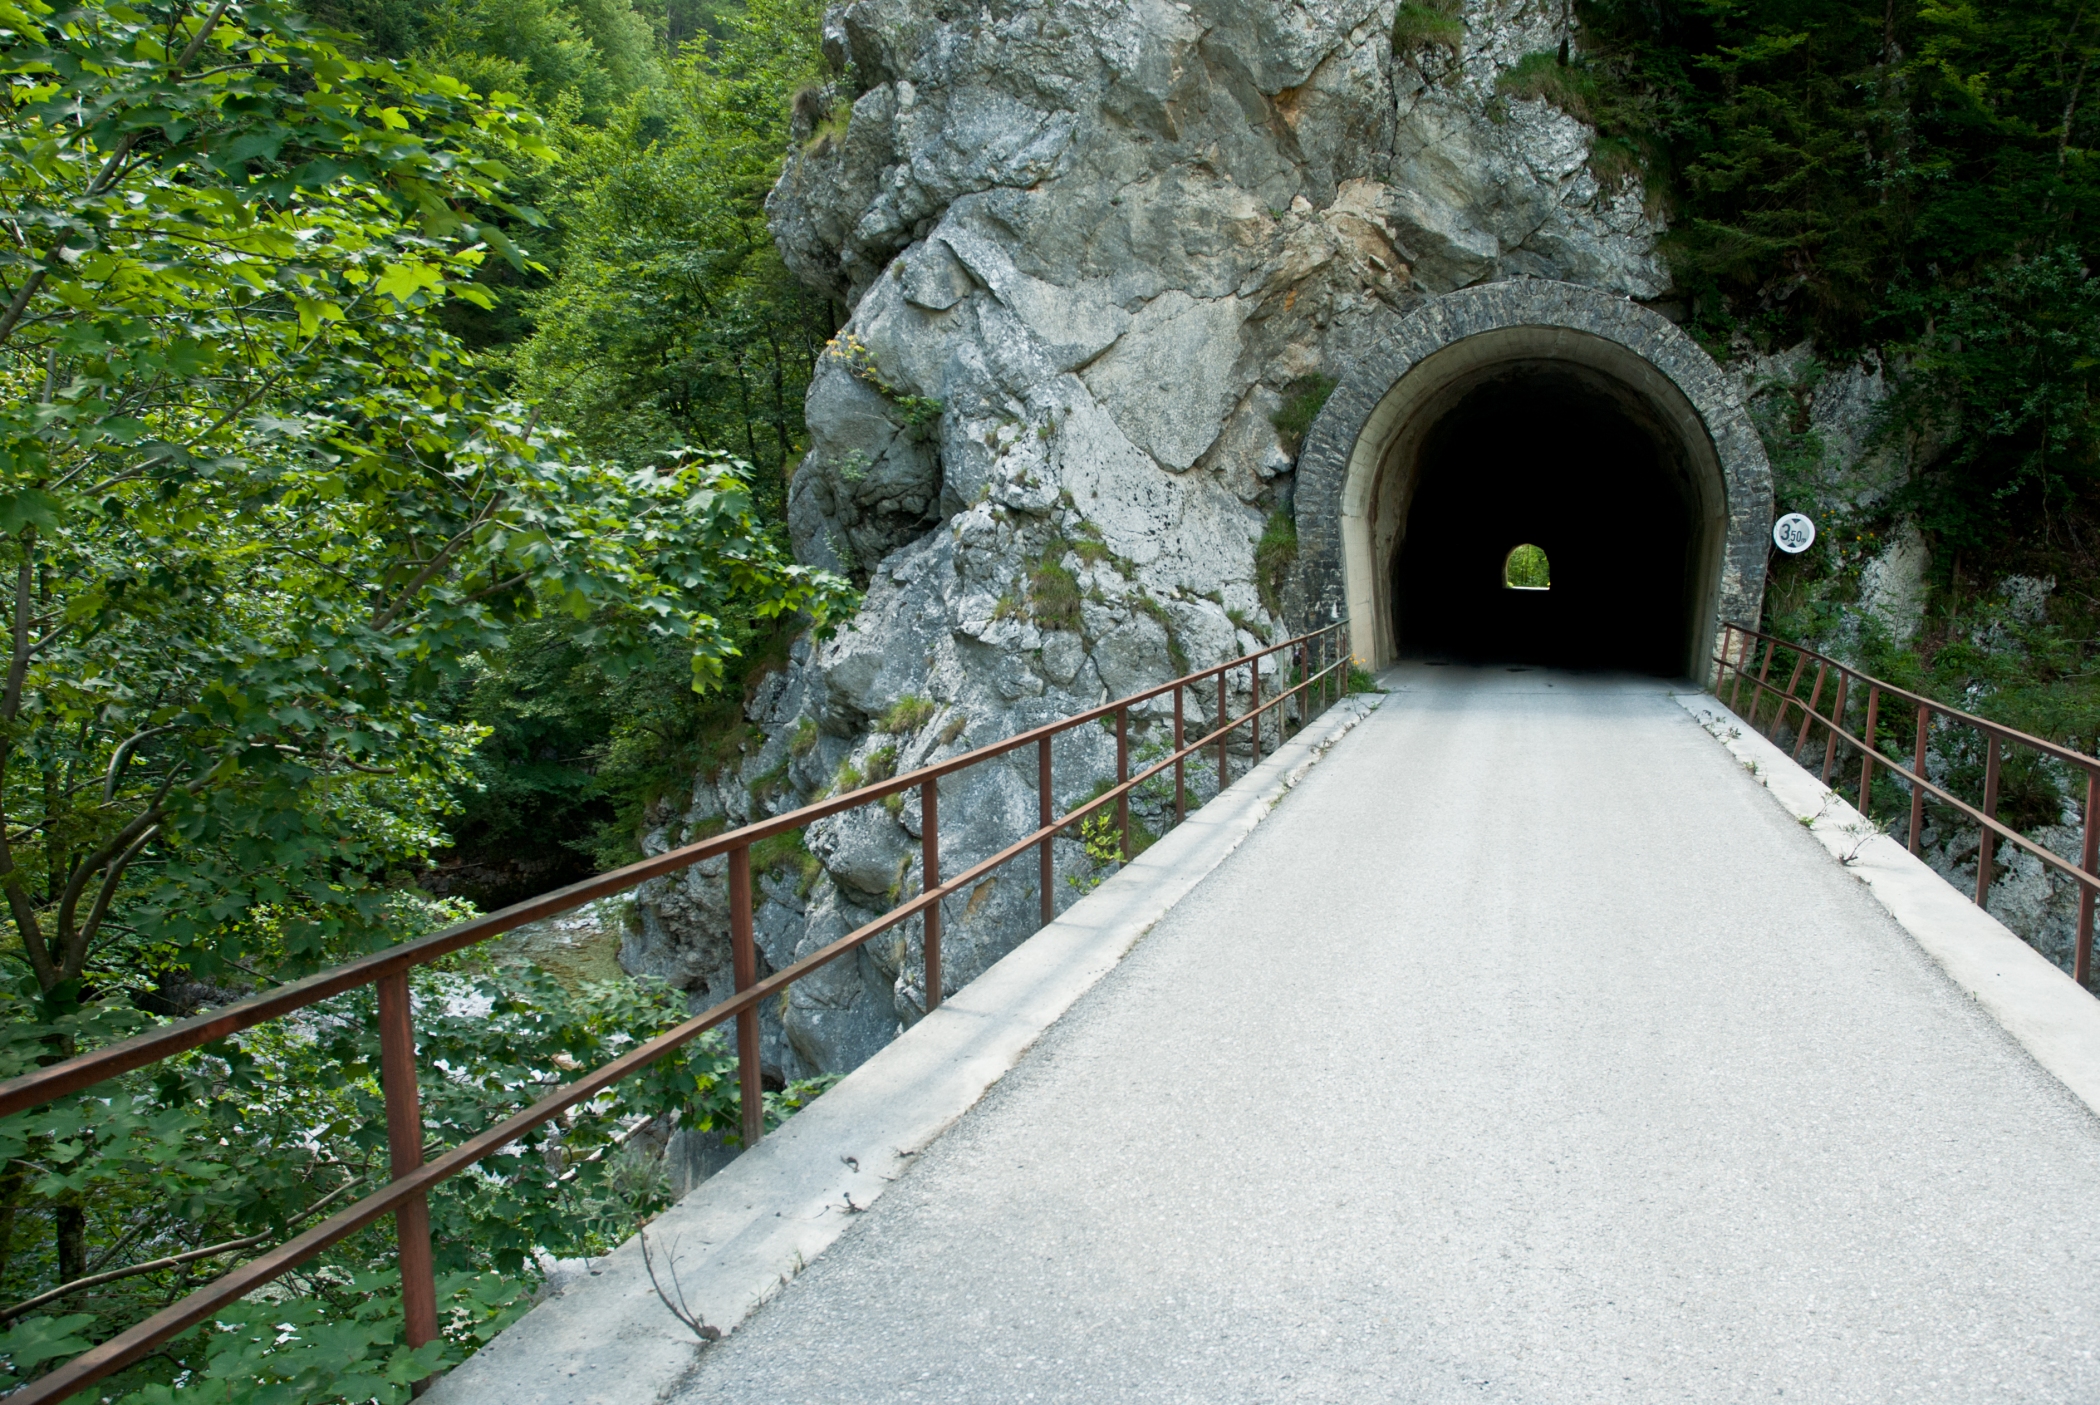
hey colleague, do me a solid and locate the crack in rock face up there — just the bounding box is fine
[633,0,1678,1088]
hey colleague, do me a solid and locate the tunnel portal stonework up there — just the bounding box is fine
[1295,280,1773,672]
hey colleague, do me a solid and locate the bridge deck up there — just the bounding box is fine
[674,668,2100,1403]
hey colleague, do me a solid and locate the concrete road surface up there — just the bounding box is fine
[670,668,2100,1403]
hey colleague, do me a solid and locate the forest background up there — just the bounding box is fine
[3,0,2100,1399]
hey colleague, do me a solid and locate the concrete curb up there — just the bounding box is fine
[425,692,1386,1405]
[1674,691,2100,1121]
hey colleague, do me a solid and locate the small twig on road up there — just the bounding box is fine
[638,1221,722,1342]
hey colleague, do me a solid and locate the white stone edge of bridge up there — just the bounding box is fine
[1674,691,2100,1125]
[422,691,1387,1405]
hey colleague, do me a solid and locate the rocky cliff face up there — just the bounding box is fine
[621,0,1680,1082]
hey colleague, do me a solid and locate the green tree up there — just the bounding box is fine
[510,0,833,488]
[0,0,847,1394]
[1559,0,2100,570]
[425,0,835,883]
[0,0,849,1000]
[1576,0,2100,348]
[303,0,661,117]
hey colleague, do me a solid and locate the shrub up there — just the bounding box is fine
[1505,543,1551,589]
[1065,812,1125,894]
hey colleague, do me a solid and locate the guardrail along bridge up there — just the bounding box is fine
[17,619,2100,1403]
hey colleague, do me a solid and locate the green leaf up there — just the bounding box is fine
[0,1313,99,1378]
[0,488,61,534]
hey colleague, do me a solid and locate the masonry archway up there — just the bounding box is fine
[1293,282,1773,677]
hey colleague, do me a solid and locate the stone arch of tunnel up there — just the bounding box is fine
[1292,282,1774,678]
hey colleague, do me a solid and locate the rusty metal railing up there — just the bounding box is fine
[1713,622,2100,986]
[0,619,1354,1403]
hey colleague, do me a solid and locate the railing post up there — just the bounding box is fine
[1038,735,1053,925]
[921,778,941,1011]
[1858,685,1882,816]
[1730,628,1753,712]
[1769,650,1806,743]
[1294,643,1307,736]
[729,845,762,1149]
[376,972,439,1372]
[1975,735,2002,908]
[1115,705,1130,861]
[1716,623,1734,695]
[1908,703,1931,855]
[1792,664,1827,763]
[2080,772,2100,988]
[1820,671,1849,786]
[1216,666,1229,793]
[1251,653,1262,762]
[1747,640,1775,726]
[1173,683,1185,824]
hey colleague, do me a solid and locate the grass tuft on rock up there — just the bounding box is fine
[1029,557,1084,632]
[1497,51,1599,124]
[1390,0,1464,56]
[880,695,936,733]
[1271,374,1337,456]
[1255,510,1299,615]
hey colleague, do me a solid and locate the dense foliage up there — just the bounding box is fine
[1566,0,2100,548]
[0,0,845,1396]
[1554,0,2100,750]
[0,950,822,1402]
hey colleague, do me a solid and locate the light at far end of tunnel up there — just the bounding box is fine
[1505,543,1551,591]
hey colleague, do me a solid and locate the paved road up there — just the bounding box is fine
[673,668,2100,1403]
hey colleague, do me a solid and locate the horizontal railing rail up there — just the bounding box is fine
[1713,622,2100,986]
[1,618,1356,1404]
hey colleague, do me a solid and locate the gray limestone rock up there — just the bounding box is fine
[1080,291,1245,470]
[628,0,1694,1081]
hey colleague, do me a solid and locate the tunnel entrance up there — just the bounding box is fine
[1392,364,1703,675]
[1292,285,1772,683]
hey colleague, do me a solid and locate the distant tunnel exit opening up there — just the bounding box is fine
[1393,365,1704,675]
[1504,544,1550,590]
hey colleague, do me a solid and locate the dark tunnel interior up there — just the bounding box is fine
[1391,364,1705,676]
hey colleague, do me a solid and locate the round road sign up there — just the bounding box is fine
[1772,512,1816,554]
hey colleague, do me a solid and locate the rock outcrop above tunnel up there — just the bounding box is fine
[625,0,1679,1082]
